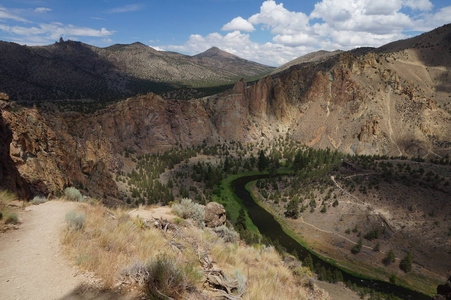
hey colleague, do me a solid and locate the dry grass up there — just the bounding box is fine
[0,189,17,205]
[62,204,318,299]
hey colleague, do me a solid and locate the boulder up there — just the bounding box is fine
[204,202,226,227]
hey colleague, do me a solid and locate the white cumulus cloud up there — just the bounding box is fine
[222,17,255,32]
[0,6,29,22]
[403,0,433,11]
[0,23,113,44]
[168,0,449,66]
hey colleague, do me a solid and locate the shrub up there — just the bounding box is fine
[64,187,84,202]
[373,242,380,252]
[234,269,247,295]
[121,261,151,284]
[213,225,239,243]
[4,212,18,224]
[31,196,47,205]
[389,274,397,284]
[0,189,17,204]
[146,255,187,299]
[65,210,85,230]
[171,198,204,222]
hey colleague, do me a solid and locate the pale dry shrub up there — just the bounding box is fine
[171,198,204,222]
[145,255,187,299]
[31,196,47,205]
[65,210,85,230]
[213,225,239,243]
[64,187,83,202]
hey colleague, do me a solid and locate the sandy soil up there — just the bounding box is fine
[128,206,176,222]
[0,201,131,300]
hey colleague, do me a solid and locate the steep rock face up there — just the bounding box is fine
[3,107,118,199]
[0,102,30,199]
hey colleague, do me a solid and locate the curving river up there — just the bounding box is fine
[231,174,429,300]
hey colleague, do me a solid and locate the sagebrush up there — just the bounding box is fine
[171,198,204,222]
[65,210,85,230]
[64,187,84,202]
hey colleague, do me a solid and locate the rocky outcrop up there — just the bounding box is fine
[204,202,226,227]
[3,106,118,199]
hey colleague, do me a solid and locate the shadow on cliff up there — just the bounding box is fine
[0,40,176,103]
[0,107,31,199]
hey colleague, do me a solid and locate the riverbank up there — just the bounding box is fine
[223,173,432,299]
[244,178,437,297]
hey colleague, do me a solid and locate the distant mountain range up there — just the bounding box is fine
[0,41,274,101]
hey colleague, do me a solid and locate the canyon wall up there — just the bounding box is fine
[2,48,450,198]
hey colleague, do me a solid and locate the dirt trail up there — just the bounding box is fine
[0,201,87,300]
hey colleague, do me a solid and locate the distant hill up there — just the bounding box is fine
[272,50,343,74]
[194,47,272,79]
[0,41,274,101]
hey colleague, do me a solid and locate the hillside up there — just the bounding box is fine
[0,40,273,101]
[272,50,343,74]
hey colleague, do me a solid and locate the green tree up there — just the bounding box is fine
[399,252,413,272]
[351,238,363,254]
[258,150,268,172]
[236,207,246,231]
[303,253,314,271]
[383,249,396,265]
[373,242,380,252]
[285,199,299,219]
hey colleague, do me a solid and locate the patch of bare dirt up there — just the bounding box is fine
[128,206,176,222]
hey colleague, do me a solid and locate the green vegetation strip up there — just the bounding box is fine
[212,172,265,234]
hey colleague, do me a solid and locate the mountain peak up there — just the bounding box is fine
[194,47,238,59]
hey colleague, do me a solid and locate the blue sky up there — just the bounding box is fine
[1,0,450,66]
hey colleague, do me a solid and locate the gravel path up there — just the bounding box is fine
[0,201,85,300]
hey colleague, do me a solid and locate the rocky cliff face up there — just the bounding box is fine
[0,101,31,199]
[1,25,450,199]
